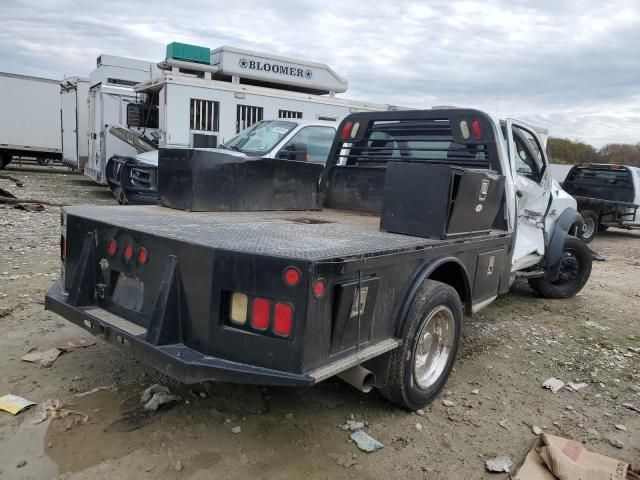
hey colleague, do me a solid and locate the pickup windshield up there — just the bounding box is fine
[222,120,297,155]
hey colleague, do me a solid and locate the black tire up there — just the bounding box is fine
[379,280,463,410]
[528,236,592,299]
[577,210,598,243]
[597,224,609,232]
[0,153,11,169]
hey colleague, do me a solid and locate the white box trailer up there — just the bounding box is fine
[60,76,89,171]
[84,55,160,183]
[0,72,62,169]
[133,45,397,151]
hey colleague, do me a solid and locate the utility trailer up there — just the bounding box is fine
[84,55,160,184]
[60,76,90,171]
[0,72,62,169]
[562,163,640,242]
[46,109,592,410]
[100,42,397,195]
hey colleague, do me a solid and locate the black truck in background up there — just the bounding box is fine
[562,163,640,242]
[45,109,592,410]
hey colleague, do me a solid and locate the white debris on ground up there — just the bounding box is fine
[543,377,565,393]
[485,456,513,473]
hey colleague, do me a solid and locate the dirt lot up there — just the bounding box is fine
[1,165,638,480]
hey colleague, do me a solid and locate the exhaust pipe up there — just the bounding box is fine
[337,366,376,393]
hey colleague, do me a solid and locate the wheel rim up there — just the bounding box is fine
[554,249,580,284]
[581,218,595,239]
[413,306,455,390]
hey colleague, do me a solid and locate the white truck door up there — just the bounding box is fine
[506,119,552,271]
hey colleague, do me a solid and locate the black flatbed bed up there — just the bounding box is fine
[66,205,509,262]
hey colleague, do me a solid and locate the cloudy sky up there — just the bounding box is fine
[1,0,639,147]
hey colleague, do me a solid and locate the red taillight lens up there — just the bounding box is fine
[313,279,326,298]
[137,247,149,265]
[123,243,134,260]
[273,303,293,337]
[251,298,270,331]
[283,267,301,286]
[340,121,353,140]
[107,239,117,256]
[471,119,482,140]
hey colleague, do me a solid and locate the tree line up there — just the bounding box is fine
[547,138,640,166]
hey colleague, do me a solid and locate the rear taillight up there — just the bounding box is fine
[123,243,133,261]
[340,121,353,139]
[251,298,270,330]
[137,247,149,265]
[227,293,293,338]
[274,303,293,337]
[107,239,117,256]
[471,119,482,140]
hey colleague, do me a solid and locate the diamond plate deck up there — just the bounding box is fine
[65,205,504,261]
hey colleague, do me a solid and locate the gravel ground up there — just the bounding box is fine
[0,164,638,480]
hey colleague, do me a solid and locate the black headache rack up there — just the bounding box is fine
[321,109,507,236]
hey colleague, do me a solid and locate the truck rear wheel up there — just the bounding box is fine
[528,236,592,299]
[577,210,598,243]
[379,280,463,411]
[0,153,11,169]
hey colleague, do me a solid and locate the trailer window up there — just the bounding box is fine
[190,99,220,132]
[279,109,303,119]
[237,105,264,133]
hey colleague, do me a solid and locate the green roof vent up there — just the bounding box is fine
[166,42,210,64]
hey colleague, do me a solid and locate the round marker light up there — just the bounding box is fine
[107,239,117,256]
[123,243,134,261]
[283,267,301,286]
[137,247,149,265]
[313,279,326,298]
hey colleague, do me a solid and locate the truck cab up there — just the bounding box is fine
[562,163,640,242]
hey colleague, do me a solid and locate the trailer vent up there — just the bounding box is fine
[107,78,139,87]
[279,109,303,119]
[236,105,264,133]
[190,99,220,132]
[192,133,217,148]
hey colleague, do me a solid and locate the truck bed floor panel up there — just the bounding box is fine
[66,206,506,261]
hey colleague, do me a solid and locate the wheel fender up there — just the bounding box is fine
[395,256,472,339]
[545,208,584,281]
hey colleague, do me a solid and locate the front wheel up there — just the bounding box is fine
[577,210,598,243]
[528,236,592,299]
[379,280,463,410]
